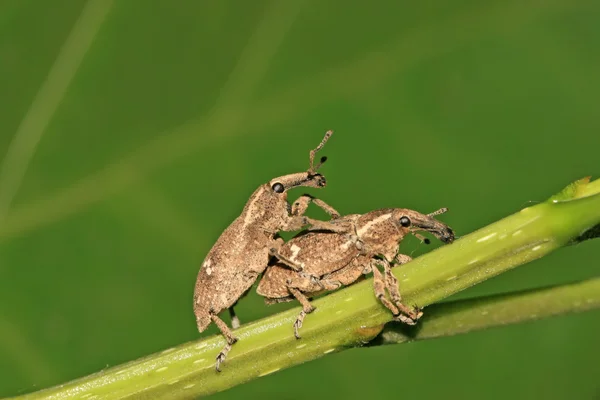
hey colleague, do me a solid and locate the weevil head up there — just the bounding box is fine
[243,131,334,230]
[268,169,326,196]
[391,208,455,244]
[265,130,333,196]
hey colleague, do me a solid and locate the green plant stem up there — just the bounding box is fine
[12,178,600,400]
[371,277,600,346]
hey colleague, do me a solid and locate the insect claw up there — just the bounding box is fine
[294,310,309,339]
[215,353,225,373]
[393,312,418,325]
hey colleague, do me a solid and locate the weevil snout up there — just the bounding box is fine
[412,219,455,244]
[434,226,455,244]
[270,171,328,193]
[310,173,326,187]
[394,209,455,244]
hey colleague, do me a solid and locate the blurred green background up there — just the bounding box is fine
[1,0,599,399]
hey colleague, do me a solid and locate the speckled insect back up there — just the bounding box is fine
[193,131,350,371]
[257,207,455,338]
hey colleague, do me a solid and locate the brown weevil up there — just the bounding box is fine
[193,131,349,371]
[256,207,454,338]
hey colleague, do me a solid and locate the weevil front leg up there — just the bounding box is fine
[370,261,401,318]
[268,237,305,272]
[379,258,422,323]
[211,311,238,372]
[281,214,352,235]
[291,194,341,218]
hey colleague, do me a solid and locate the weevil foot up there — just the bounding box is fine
[394,313,417,325]
[393,305,423,326]
[215,352,225,372]
[214,337,238,372]
[293,305,315,339]
[413,305,424,320]
[294,311,306,339]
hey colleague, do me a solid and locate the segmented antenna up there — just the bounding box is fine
[309,130,333,173]
[428,207,448,217]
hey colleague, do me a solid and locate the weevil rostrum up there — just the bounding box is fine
[193,131,351,371]
[256,207,455,338]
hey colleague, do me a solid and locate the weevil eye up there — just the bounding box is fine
[399,216,411,227]
[272,182,285,193]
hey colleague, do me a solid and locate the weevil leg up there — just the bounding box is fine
[290,194,311,216]
[287,287,316,339]
[371,261,401,318]
[264,296,293,305]
[311,198,341,218]
[305,217,354,233]
[211,312,238,372]
[393,253,412,265]
[228,307,240,329]
[268,236,306,272]
[380,258,422,323]
[323,257,366,286]
[283,214,351,234]
[291,194,341,218]
[269,247,305,272]
[288,273,342,293]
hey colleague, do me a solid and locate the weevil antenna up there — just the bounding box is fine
[413,233,431,244]
[311,156,327,172]
[428,207,448,217]
[309,130,333,173]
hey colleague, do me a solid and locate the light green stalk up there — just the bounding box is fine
[372,277,600,346]
[11,177,600,400]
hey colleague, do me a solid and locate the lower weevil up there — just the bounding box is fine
[257,207,454,338]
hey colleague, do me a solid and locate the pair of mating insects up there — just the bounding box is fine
[193,131,455,371]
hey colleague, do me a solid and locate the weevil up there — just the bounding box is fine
[194,131,350,371]
[256,207,454,338]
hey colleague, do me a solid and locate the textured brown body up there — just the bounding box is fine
[257,215,361,299]
[257,207,455,337]
[194,184,303,331]
[192,131,346,370]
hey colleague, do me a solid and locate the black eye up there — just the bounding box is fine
[399,216,411,227]
[272,182,284,193]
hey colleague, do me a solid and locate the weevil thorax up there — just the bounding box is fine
[355,209,408,260]
[240,171,328,233]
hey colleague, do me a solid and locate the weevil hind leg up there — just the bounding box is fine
[210,312,238,372]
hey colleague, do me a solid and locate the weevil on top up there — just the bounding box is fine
[257,207,455,338]
[194,131,350,371]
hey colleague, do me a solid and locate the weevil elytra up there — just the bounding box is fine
[194,131,349,371]
[256,207,454,338]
